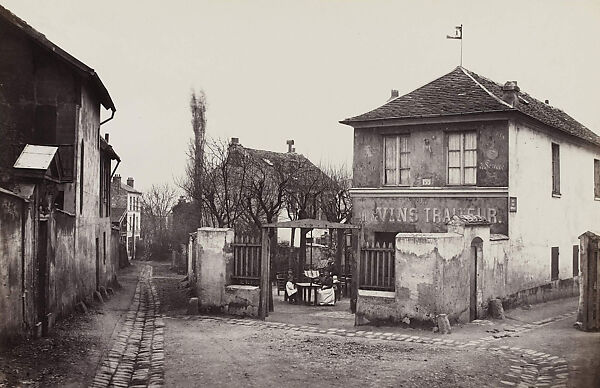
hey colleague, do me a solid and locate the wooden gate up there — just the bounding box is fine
[359,242,395,291]
[231,233,262,286]
[580,231,600,331]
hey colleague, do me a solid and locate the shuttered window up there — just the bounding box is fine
[383,135,410,185]
[594,159,600,198]
[448,132,477,185]
[552,143,560,195]
[551,247,559,281]
[573,245,579,277]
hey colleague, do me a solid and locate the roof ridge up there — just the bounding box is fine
[459,67,513,109]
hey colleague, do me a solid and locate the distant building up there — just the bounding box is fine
[342,66,600,323]
[111,175,142,259]
[0,5,120,341]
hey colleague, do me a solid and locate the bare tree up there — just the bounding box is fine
[141,183,178,259]
[181,138,249,228]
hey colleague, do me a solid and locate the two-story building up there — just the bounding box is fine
[0,4,121,341]
[110,175,141,259]
[341,66,600,323]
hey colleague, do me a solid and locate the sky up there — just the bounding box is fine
[3,0,600,192]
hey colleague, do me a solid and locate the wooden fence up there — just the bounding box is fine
[231,233,262,286]
[359,242,395,291]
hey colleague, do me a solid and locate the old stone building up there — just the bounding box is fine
[342,66,600,324]
[110,175,142,259]
[0,5,120,342]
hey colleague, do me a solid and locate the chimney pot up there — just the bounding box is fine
[127,177,134,188]
[113,174,121,185]
[230,137,239,145]
[391,89,399,98]
[502,81,520,106]
[104,133,109,142]
[286,139,295,153]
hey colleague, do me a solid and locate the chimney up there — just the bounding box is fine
[127,177,134,188]
[545,99,549,104]
[104,133,109,142]
[230,137,239,146]
[502,81,520,107]
[390,89,399,99]
[286,139,295,153]
[178,195,186,204]
[113,174,121,186]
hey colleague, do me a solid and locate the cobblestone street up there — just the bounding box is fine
[91,265,165,388]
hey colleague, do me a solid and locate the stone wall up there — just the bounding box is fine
[356,221,509,326]
[189,228,260,317]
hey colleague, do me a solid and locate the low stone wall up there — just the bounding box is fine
[502,277,579,310]
[223,285,260,317]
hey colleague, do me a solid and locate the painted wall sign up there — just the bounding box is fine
[354,196,508,235]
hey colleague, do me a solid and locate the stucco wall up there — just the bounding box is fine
[0,191,25,342]
[356,224,508,325]
[507,120,600,293]
[192,228,234,310]
[352,121,509,188]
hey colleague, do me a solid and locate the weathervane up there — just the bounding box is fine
[446,24,463,66]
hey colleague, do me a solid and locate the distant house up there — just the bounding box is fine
[341,66,600,324]
[0,5,121,341]
[111,175,142,259]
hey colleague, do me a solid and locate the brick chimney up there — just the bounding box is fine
[230,137,239,146]
[104,133,109,142]
[127,177,134,188]
[113,174,121,186]
[286,139,295,153]
[502,81,520,107]
[390,89,399,99]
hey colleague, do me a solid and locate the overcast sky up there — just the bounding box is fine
[3,0,600,192]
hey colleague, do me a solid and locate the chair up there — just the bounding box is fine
[276,273,287,301]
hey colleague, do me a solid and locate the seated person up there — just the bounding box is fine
[316,270,335,306]
[285,275,299,304]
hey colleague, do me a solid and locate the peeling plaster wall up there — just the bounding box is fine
[190,228,261,317]
[0,192,25,342]
[352,121,509,189]
[507,121,600,294]
[357,225,509,325]
[192,228,234,310]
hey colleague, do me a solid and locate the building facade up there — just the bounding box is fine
[0,5,121,342]
[342,67,600,323]
[110,175,141,259]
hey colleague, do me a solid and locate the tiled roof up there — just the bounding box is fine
[0,4,115,111]
[120,183,141,195]
[342,67,600,147]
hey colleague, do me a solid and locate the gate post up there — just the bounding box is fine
[579,231,600,331]
[259,227,271,320]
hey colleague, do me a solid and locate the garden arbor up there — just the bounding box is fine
[259,219,361,319]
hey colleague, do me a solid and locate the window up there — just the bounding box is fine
[573,245,579,277]
[448,132,477,185]
[383,135,410,185]
[594,159,600,198]
[551,247,559,281]
[552,143,560,195]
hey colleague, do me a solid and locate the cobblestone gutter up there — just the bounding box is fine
[91,265,165,388]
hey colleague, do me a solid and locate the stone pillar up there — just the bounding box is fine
[194,228,234,311]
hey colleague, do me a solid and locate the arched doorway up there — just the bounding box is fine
[470,237,483,321]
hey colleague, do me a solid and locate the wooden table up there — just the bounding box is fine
[295,282,321,305]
